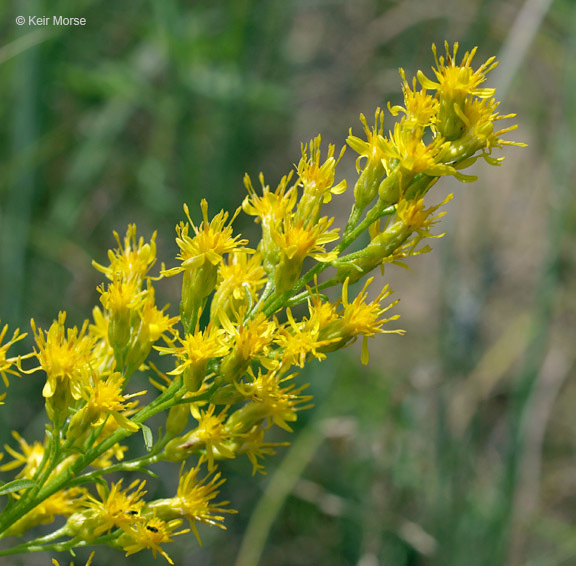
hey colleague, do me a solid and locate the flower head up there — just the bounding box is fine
[242,172,297,271]
[234,426,289,475]
[71,371,144,435]
[271,216,340,292]
[446,97,526,164]
[82,479,147,537]
[188,404,236,469]
[28,312,95,401]
[274,308,337,368]
[157,324,229,391]
[242,172,297,229]
[347,109,386,172]
[336,278,404,363]
[395,194,452,242]
[233,368,313,432]
[378,122,454,181]
[219,312,278,380]
[174,465,235,537]
[98,276,148,315]
[347,109,387,210]
[389,68,439,133]
[119,515,189,564]
[417,42,499,141]
[0,323,29,388]
[92,224,157,284]
[210,252,266,323]
[162,200,248,277]
[294,136,346,225]
[0,431,44,477]
[297,137,346,202]
[147,464,237,543]
[417,42,497,103]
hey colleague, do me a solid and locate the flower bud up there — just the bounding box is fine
[163,432,202,462]
[166,403,190,436]
[354,158,385,211]
[377,170,400,208]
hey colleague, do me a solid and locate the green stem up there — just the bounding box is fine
[20,524,70,547]
[335,200,394,254]
[171,381,218,405]
[31,426,62,495]
[247,279,276,320]
[284,277,337,308]
[10,426,62,529]
[342,204,363,239]
[69,453,162,487]
[0,533,118,557]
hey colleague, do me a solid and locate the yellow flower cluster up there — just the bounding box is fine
[0,43,523,564]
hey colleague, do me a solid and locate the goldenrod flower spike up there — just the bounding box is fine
[0,43,523,563]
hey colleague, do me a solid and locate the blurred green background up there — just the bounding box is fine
[1,0,576,564]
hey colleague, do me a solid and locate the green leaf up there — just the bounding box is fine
[0,479,36,496]
[141,424,153,452]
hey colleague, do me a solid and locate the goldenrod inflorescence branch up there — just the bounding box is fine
[0,42,524,564]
